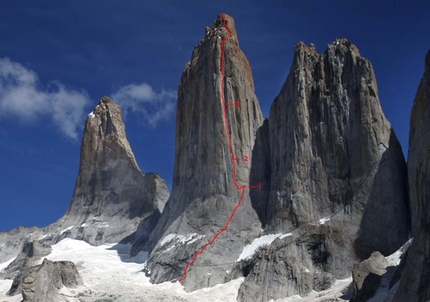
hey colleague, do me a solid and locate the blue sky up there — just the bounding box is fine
[0,1,429,231]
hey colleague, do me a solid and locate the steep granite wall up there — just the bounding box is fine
[52,97,169,245]
[139,14,269,291]
[237,40,410,301]
[394,50,430,302]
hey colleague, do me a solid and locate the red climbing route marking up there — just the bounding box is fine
[178,14,259,283]
[228,100,241,107]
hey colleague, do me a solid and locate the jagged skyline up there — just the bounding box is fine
[0,1,429,231]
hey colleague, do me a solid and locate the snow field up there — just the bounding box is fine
[27,238,243,301]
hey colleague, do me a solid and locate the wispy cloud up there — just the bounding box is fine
[0,58,176,139]
[0,58,90,139]
[112,83,176,127]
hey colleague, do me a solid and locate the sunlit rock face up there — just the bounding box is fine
[139,14,269,291]
[237,39,410,301]
[54,96,169,245]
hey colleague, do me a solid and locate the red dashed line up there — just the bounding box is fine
[178,14,246,283]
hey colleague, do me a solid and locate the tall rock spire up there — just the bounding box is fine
[138,14,269,291]
[55,96,169,245]
[267,39,409,256]
[237,40,410,301]
[172,14,263,199]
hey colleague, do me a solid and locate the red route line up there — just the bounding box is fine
[178,14,246,283]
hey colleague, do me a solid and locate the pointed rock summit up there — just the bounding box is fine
[1,97,170,299]
[54,96,169,245]
[267,39,409,254]
[0,14,420,302]
[137,14,269,291]
[237,39,410,301]
[394,50,430,301]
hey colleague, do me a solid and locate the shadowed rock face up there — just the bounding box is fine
[139,14,269,291]
[237,39,410,301]
[394,50,430,302]
[52,97,169,245]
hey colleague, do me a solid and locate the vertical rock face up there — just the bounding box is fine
[394,50,430,302]
[140,14,268,291]
[267,39,409,255]
[238,40,410,301]
[55,97,169,245]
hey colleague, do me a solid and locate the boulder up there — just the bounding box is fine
[21,259,83,302]
[351,251,387,302]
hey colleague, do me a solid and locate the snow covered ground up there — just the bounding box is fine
[0,237,410,301]
[268,277,352,302]
[0,279,21,302]
[1,238,243,301]
[0,256,16,274]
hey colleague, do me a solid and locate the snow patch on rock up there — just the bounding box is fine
[59,226,74,236]
[160,233,205,247]
[0,256,17,273]
[0,279,21,302]
[319,217,330,225]
[237,233,292,261]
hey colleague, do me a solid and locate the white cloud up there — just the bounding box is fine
[112,83,176,127]
[0,58,175,138]
[0,57,90,139]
